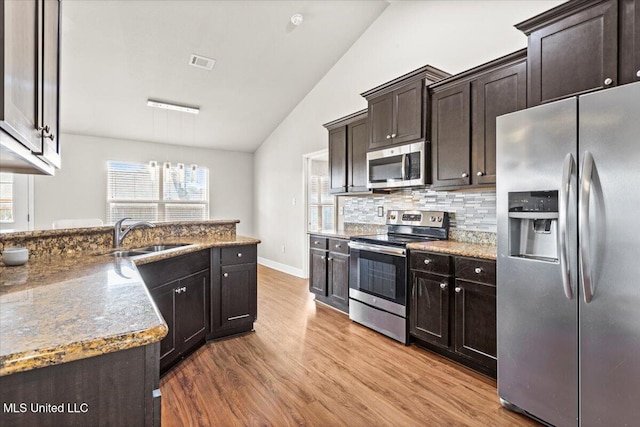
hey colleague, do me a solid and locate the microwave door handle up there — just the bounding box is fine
[401,154,407,180]
[405,153,412,180]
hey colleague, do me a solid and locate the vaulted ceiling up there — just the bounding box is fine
[60,0,389,152]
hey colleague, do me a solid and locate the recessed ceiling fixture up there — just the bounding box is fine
[147,99,200,115]
[189,54,216,71]
[291,13,304,26]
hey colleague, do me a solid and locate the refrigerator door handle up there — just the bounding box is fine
[559,153,575,300]
[579,151,595,303]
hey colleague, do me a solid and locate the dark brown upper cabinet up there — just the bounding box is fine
[362,65,450,152]
[429,50,527,190]
[324,110,371,195]
[1,0,61,174]
[516,0,639,106]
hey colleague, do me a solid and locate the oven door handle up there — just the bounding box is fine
[348,242,406,257]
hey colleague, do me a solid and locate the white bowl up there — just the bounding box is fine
[2,247,29,266]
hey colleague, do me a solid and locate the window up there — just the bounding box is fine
[306,157,335,231]
[107,161,208,224]
[0,173,13,223]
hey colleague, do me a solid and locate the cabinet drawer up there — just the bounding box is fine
[221,245,257,265]
[328,238,349,255]
[138,250,210,289]
[410,251,450,275]
[455,257,496,285]
[309,236,328,250]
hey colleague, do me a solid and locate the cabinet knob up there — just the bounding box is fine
[636,70,640,78]
[223,273,229,278]
[386,135,391,139]
[461,172,468,178]
[175,288,181,294]
[440,283,447,290]
[455,287,462,293]
[327,257,333,261]
[237,252,242,258]
[391,133,396,138]
[181,286,186,292]
[604,77,613,86]
[423,259,431,265]
[320,256,325,260]
[475,267,483,274]
[335,244,341,248]
[314,240,319,244]
[476,171,484,176]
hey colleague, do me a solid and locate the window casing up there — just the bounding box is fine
[107,161,209,224]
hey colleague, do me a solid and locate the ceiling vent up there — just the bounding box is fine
[189,54,216,71]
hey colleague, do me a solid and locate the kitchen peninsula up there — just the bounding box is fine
[0,220,259,426]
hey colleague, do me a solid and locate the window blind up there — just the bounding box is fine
[0,173,13,223]
[107,161,209,224]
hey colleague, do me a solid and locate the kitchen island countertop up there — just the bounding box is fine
[0,235,260,377]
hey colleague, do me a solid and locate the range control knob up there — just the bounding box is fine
[430,216,436,222]
[436,217,442,222]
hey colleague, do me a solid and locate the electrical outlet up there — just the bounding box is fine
[377,206,384,217]
[281,245,286,253]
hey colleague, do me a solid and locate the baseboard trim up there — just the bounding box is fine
[258,257,306,278]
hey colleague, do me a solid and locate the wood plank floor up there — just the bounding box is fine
[160,265,538,427]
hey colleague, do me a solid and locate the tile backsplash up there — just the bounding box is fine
[342,188,496,233]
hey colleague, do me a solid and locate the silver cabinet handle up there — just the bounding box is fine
[440,283,447,290]
[559,153,575,300]
[237,252,242,258]
[476,171,483,176]
[391,133,396,138]
[223,273,229,278]
[579,151,595,303]
[454,287,461,293]
[474,267,482,274]
[604,78,613,86]
[461,172,468,178]
[386,135,391,139]
[423,259,431,265]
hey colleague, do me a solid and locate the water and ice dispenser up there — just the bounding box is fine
[508,191,558,262]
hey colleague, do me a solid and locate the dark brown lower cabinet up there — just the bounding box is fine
[409,251,497,378]
[209,244,258,339]
[0,343,161,427]
[146,270,209,373]
[308,235,350,313]
[410,271,450,348]
[454,279,497,370]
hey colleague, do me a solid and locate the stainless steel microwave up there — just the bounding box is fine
[366,141,426,189]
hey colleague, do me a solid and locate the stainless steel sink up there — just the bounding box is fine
[108,243,192,258]
[133,244,191,252]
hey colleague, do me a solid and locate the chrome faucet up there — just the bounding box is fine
[113,217,156,248]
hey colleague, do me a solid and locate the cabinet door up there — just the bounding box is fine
[175,270,209,351]
[392,80,423,145]
[37,0,60,168]
[472,61,526,186]
[431,83,471,188]
[454,279,497,370]
[1,0,41,152]
[409,271,450,348]
[328,252,349,309]
[328,126,347,194]
[151,281,178,370]
[526,0,617,106]
[348,117,369,192]
[619,0,640,85]
[219,263,257,331]
[367,93,393,151]
[309,249,328,296]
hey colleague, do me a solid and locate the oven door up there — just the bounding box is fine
[348,242,407,310]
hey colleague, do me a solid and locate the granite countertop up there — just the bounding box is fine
[0,235,260,377]
[406,240,496,260]
[307,230,377,240]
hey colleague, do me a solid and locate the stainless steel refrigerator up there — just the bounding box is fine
[496,81,640,427]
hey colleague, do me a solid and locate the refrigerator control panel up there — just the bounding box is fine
[508,191,558,213]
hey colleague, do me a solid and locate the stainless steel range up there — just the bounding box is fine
[348,210,449,344]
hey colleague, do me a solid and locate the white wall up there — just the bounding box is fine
[34,133,254,235]
[254,0,563,275]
